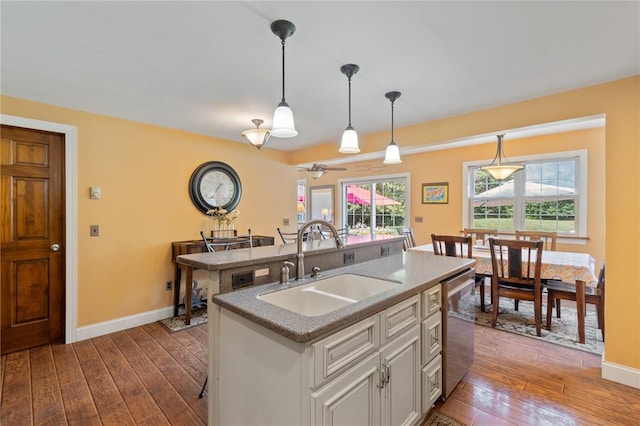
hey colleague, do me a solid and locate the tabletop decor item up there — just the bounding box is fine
[207,207,239,237]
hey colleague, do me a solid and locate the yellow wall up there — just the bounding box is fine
[2,75,638,373]
[295,76,639,372]
[303,127,605,265]
[1,96,297,326]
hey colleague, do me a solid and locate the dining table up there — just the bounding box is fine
[410,243,599,285]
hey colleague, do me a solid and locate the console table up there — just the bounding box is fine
[171,235,275,324]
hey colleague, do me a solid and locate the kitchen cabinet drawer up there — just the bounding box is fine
[421,312,442,365]
[380,294,420,346]
[312,315,380,388]
[422,284,441,318]
[421,354,442,413]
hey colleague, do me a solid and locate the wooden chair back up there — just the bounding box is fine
[402,228,417,251]
[515,230,557,251]
[463,228,498,245]
[431,234,472,258]
[488,238,544,336]
[200,230,253,252]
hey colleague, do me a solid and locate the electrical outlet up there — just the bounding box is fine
[415,216,423,223]
[90,225,99,237]
[381,246,390,256]
[283,218,290,226]
[344,252,355,264]
[166,280,172,291]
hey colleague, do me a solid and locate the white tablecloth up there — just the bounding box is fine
[411,244,598,284]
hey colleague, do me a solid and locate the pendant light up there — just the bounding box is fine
[480,134,523,180]
[270,20,297,138]
[338,64,360,153]
[241,119,271,150]
[383,91,402,164]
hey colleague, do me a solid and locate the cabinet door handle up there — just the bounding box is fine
[376,367,386,388]
[383,362,391,384]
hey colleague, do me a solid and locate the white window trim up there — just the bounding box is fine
[462,150,588,244]
[337,172,411,229]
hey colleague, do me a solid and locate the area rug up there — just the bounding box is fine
[456,289,604,355]
[158,306,207,333]
[422,412,465,426]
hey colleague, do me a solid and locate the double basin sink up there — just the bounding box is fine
[258,274,400,317]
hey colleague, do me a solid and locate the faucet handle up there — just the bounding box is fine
[311,266,321,278]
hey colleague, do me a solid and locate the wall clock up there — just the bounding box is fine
[189,161,242,214]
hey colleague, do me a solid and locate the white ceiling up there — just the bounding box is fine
[1,1,638,152]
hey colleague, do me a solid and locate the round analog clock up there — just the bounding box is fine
[189,161,242,214]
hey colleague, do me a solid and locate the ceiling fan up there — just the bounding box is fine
[298,163,347,179]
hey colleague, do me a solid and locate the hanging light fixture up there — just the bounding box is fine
[480,134,523,180]
[383,91,402,164]
[270,20,297,138]
[338,64,360,153]
[241,119,271,150]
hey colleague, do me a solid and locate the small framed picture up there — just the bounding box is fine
[422,182,449,204]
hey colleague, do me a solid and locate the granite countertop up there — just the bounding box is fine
[212,251,474,343]
[176,235,403,271]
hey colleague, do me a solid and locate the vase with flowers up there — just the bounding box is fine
[207,207,240,238]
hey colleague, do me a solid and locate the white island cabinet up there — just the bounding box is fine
[207,252,474,426]
[213,294,423,426]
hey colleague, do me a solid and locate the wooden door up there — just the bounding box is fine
[1,125,65,354]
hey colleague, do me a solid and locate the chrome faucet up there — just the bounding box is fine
[296,220,344,280]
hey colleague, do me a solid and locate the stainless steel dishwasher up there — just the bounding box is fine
[441,268,476,399]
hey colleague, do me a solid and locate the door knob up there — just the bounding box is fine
[51,243,61,252]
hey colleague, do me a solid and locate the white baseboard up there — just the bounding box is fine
[602,357,640,389]
[74,306,174,342]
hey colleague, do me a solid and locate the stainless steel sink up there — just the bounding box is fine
[258,274,399,316]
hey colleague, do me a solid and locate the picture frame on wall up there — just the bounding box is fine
[422,182,449,204]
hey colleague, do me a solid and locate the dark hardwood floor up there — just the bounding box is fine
[2,320,639,425]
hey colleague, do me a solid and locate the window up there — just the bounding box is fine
[297,180,306,225]
[464,151,587,237]
[339,174,409,237]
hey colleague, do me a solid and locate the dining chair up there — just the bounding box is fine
[488,238,544,336]
[431,234,488,312]
[401,227,417,251]
[197,229,254,398]
[335,226,349,243]
[277,227,299,244]
[463,228,498,245]
[515,230,557,251]
[546,262,605,343]
[200,229,253,251]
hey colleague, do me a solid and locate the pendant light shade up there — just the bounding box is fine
[339,64,360,153]
[241,119,271,150]
[384,141,401,164]
[480,134,523,180]
[340,127,359,153]
[270,20,297,138]
[383,91,402,165]
[272,102,296,137]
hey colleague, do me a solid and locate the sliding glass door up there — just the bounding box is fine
[340,175,408,238]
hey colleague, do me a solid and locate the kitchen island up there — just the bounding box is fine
[203,250,474,426]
